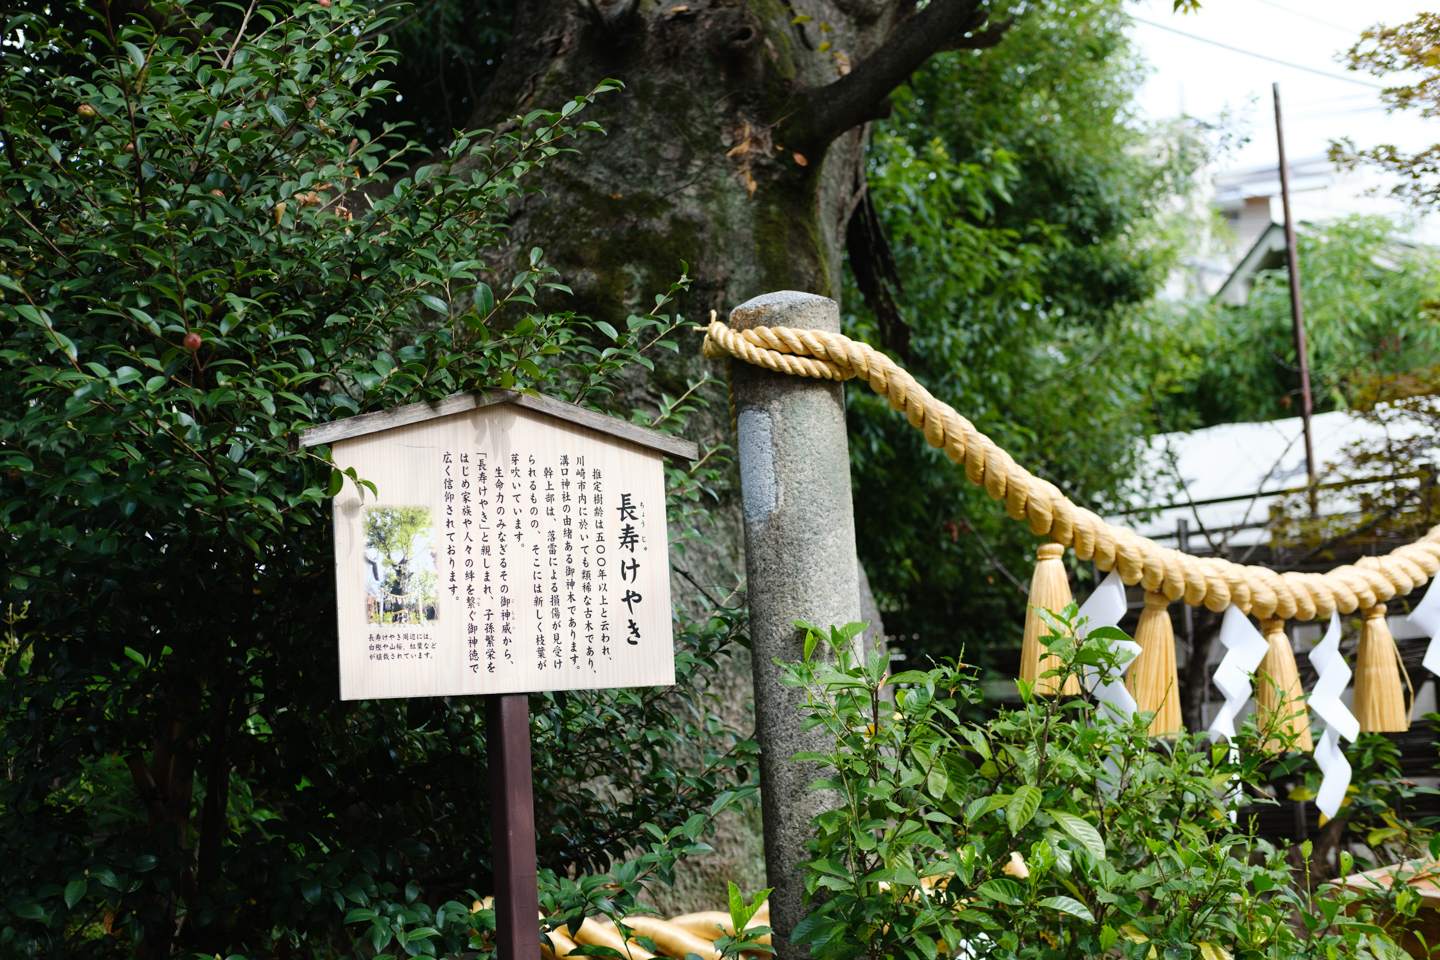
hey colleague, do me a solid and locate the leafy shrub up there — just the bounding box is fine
[0,2,751,957]
[784,608,1419,959]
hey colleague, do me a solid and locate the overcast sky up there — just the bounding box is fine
[1128,0,1440,235]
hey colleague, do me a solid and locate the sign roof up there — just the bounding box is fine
[298,389,700,461]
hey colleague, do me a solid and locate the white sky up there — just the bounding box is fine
[1128,0,1440,238]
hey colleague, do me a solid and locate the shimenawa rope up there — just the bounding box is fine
[701,318,1440,622]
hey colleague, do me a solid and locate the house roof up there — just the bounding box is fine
[1213,221,1287,306]
[297,389,701,461]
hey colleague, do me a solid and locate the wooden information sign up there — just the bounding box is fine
[300,389,696,700]
[299,389,698,960]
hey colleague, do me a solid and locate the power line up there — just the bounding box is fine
[1130,16,1385,90]
[1250,0,1357,37]
[1288,104,1388,121]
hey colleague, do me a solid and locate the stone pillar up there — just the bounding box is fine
[730,291,862,960]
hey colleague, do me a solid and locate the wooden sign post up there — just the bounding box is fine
[300,389,698,960]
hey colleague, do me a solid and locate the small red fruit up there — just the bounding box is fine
[222,120,231,128]
[77,104,97,118]
[183,332,202,352]
[318,0,331,7]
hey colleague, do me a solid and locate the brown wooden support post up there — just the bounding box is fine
[487,693,540,960]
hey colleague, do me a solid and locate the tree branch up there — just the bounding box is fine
[106,0,208,49]
[790,0,1012,149]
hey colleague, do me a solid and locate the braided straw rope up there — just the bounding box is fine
[702,319,1440,621]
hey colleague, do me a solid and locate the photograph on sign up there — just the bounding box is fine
[316,396,678,700]
[364,506,440,625]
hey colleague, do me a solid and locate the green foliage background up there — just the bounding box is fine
[786,615,1421,960]
[0,4,753,957]
[1153,217,1440,428]
[843,0,1206,670]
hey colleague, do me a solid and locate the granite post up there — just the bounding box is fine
[730,291,862,960]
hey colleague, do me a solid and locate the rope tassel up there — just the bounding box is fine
[1020,544,1079,695]
[1255,619,1313,752]
[1127,593,1184,736]
[1353,604,1411,732]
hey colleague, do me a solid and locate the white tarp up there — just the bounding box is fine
[1115,410,1424,548]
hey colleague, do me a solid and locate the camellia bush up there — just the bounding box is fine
[784,610,1422,960]
[0,2,754,957]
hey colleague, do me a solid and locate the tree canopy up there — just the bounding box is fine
[843,0,1207,669]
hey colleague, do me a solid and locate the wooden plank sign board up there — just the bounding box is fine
[299,390,697,700]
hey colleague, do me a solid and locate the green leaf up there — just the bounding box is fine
[1038,896,1094,922]
[63,878,86,908]
[594,320,619,342]
[569,946,629,959]
[476,282,496,316]
[327,468,344,498]
[1100,926,1119,951]
[959,726,991,760]
[926,764,949,800]
[1006,785,1042,834]
[727,882,772,934]
[418,294,449,314]
[965,796,992,823]
[1051,811,1106,861]
[976,879,1024,906]
[1367,826,1403,846]
[122,40,146,68]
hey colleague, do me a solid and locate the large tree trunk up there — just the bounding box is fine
[469,0,877,316]
[462,0,1001,592]
[460,0,1000,914]
[464,0,1002,329]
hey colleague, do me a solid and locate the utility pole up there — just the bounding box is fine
[1273,82,1317,488]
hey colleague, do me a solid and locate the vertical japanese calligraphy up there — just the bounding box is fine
[331,401,674,699]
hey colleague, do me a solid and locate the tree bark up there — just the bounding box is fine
[462,0,1005,586]
[466,0,1006,313]
[457,0,1008,917]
